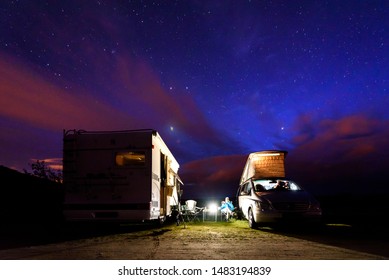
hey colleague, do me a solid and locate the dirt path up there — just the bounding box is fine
[0,221,386,260]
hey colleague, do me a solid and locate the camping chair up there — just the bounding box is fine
[220,208,233,221]
[184,200,204,222]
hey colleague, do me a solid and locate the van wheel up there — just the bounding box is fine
[248,208,257,229]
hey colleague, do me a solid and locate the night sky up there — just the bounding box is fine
[1,1,388,200]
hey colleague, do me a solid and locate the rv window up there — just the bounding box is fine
[115,151,145,166]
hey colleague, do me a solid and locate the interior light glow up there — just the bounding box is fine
[256,153,280,157]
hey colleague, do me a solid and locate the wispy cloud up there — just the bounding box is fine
[0,49,241,170]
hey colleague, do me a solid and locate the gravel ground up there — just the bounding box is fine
[0,220,387,260]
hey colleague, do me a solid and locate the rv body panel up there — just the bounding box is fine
[62,129,181,223]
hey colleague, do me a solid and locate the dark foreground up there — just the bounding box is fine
[0,216,388,260]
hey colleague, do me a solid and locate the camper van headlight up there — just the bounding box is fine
[256,198,271,211]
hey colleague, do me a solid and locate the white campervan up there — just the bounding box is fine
[237,150,322,228]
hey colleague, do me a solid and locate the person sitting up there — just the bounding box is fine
[274,180,288,191]
[254,184,265,192]
[220,197,234,221]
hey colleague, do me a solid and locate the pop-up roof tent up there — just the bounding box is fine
[240,150,288,184]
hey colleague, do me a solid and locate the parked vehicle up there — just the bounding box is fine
[62,129,183,224]
[236,151,322,228]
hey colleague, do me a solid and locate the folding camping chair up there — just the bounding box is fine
[184,200,204,222]
[221,207,234,221]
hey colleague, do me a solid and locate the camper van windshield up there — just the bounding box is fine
[253,179,302,192]
[115,151,145,166]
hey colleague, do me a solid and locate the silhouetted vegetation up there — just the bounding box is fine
[23,160,62,183]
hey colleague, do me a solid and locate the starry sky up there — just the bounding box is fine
[1,1,388,200]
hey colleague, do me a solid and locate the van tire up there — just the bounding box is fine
[248,208,257,229]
